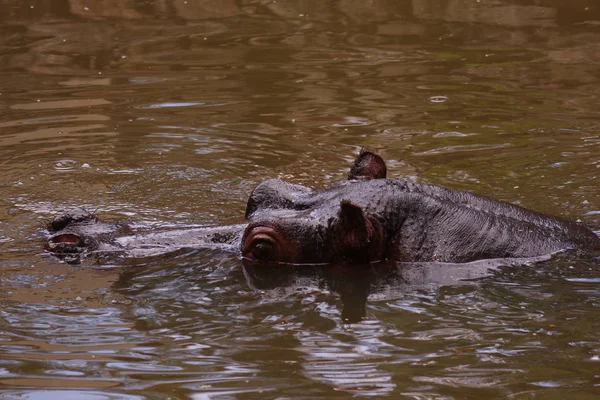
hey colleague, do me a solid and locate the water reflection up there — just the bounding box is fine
[242,258,523,323]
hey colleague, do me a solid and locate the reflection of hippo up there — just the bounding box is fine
[46,149,600,265]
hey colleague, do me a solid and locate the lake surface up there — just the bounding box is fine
[1,0,600,398]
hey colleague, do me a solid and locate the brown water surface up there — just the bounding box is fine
[1,1,600,398]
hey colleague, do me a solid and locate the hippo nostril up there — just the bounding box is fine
[48,211,97,233]
[46,233,84,254]
[51,234,82,245]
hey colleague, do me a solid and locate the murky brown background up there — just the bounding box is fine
[1,0,600,398]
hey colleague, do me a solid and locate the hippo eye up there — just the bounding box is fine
[250,238,277,261]
[242,226,291,264]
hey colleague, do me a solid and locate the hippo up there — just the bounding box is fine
[45,149,600,265]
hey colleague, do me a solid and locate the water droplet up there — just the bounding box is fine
[429,95,448,103]
[54,159,78,171]
[433,131,468,138]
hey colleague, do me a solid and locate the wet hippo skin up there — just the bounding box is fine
[46,149,600,265]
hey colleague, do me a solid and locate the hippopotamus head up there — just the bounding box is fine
[45,148,599,266]
[241,149,390,265]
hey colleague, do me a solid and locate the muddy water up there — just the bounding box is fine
[1,1,600,398]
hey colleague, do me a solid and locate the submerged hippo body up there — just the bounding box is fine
[46,150,600,264]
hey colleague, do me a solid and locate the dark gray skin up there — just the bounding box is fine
[45,211,246,261]
[45,149,600,264]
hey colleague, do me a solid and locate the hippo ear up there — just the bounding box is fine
[333,200,383,263]
[336,200,371,242]
[348,148,387,180]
